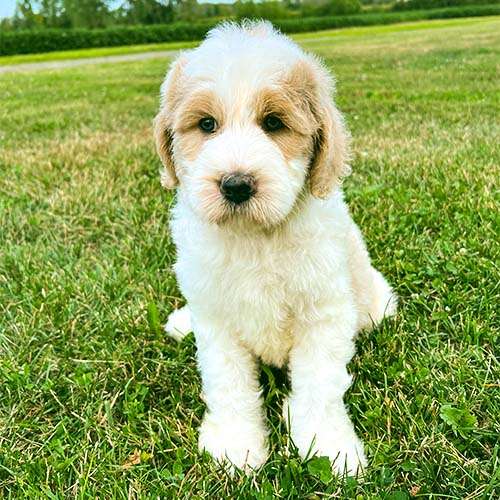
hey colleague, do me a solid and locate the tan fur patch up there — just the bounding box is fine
[271,129,314,163]
[255,59,350,198]
[173,90,225,162]
[153,57,187,189]
[254,87,316,137]
[174,129,207,163]
[254,76,318,162]
[174,90,225,134]
[292,59,350,198]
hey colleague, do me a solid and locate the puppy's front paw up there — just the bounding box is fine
[292,419,366,476]
[199,413,268,472]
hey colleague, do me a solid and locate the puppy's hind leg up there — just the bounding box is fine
[356,268,397,332]
[165,305,192,341]
[369,268,398,323]
[347,223,397,332]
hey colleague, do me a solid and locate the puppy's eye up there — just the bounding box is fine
[263,114,284,132]
[199,117,217,133]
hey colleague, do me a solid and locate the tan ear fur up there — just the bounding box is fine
[292,58,351,199]
[153,57,186,189]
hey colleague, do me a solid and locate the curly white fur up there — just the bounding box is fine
[157,21,397,475]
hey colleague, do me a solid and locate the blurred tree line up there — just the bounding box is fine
[1,0,366,30]
[2,0,493,31]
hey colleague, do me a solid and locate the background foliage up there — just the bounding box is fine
[1,4,500,55]
[393,0,498,10]
[4,0,499,32]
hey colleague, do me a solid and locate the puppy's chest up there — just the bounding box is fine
[217,253,295,366]
[209,243,293,312]
[174,218,342,366]
[194,241,301,366]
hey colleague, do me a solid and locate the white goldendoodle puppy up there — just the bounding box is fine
[154,21,397,475]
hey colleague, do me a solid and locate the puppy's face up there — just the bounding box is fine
[154,25,350,228]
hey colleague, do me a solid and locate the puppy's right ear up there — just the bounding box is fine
[153,57,186,189]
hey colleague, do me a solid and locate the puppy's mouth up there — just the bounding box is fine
[199,190,282,229]
[216,192,289,229]
[193,172,295,229]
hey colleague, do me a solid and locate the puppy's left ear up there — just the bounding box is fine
[153,112,176,189]
[153,56,186,189]
[301,58,351,199]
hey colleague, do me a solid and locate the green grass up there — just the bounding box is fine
[292,14,499,39]
[0,40,199,66]
[0,16,499,498]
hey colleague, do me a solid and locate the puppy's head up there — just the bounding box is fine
[154,21,350,227]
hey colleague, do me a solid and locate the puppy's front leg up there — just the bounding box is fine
[286,300,367,476]
[194,318,268,471]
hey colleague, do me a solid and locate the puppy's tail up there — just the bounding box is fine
[165,305,192,341]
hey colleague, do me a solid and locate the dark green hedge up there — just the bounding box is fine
[0,21,215,56]
[1,4,499,57]
[393,0,498,12]
[276,4,500,33]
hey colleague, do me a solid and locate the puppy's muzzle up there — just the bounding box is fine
[220,173,256,205]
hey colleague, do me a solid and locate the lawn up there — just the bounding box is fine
[0,16,499,498]
[0,40,198,66]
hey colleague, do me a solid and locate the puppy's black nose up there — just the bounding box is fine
[220,173,255,204]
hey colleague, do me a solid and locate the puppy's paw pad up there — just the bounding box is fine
[164,306,192,341]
